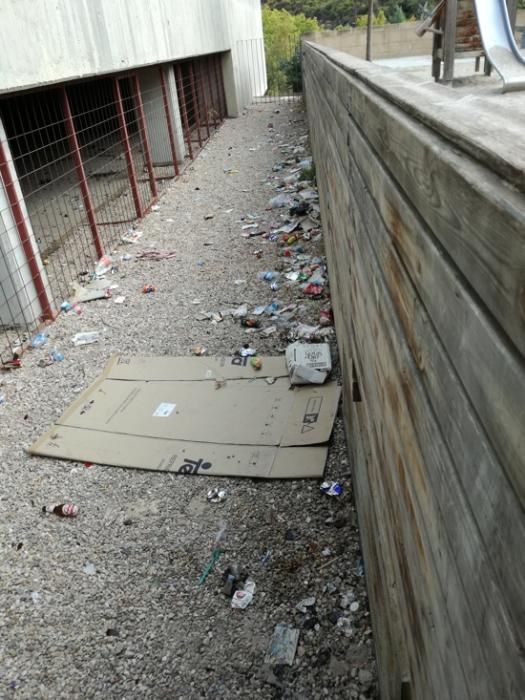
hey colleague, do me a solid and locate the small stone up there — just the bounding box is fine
[123,518,133,526]
[106,628,119,637]
[350,601,360,613]
[296,596,316,613]
[358,669,374,685]
[285,529,300,541]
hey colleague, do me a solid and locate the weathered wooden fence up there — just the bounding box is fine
[303,41,525,700]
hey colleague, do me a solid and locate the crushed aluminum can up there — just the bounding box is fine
[207,488,227,503]
[320,481,343,497]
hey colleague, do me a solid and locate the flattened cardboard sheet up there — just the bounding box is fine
[30,355,341,479]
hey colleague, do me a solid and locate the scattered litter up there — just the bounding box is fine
[250,357,262,370]
[71,279,112,303]
[232,304,248,318]
[204,214,214,220]
[234,279,247,286]
[31,333,48,349]
[94,255,114,277]
[72,331,100,346]
[242,223,258,230]
[191,299,202,305]
[241,229,264,239]
[121,229,143,244]
[223,167,239,175]
[322,547,333,557]
[265,377,276,385]
[83,561,96,576]
[151,204,160,211]
[31,591,41,604]
[136,249,176,260]
[319,308,333,326]
[1,359,21,370]
[114,295,126,304]
[0,393,6,405]
[296,596,316,613]
[350,601,360,613]
[269,193,295,209]
[241,318,260,328]
[207,488,227,503]
[231,579,256,609]
[215,378,226,390]
[266,624,299,666]
[262,325,277,336]
[142,284,156,294]
[258,271,279,282]
[165,218,175,223]
[320,481,343,497]
[286,342,332,385]
[290,201,310,217]
[192,345,207,356]
[43,503,79,517]
[252,305,266,315]
[199,523,226,585]
[239,345,257,357]
[37,349,64,367]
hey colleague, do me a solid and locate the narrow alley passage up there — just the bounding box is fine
[0,103,377,699]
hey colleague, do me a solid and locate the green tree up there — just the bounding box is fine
[262,7,320,94]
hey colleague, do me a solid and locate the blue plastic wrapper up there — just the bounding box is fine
[320,480,343,496]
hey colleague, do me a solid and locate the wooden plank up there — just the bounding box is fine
[303,43,525,193]
[310,55,525,511]
[307,90,468,700]
[310,50,525,525]
[443,0,458,81]
[339,95,525,634]
[304,60,525,698]
[306,47,525,402]
[309,56,525,629]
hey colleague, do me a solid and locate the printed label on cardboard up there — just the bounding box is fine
[153,402,176,418]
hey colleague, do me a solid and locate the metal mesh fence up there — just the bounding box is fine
[0,53,227,365]
[237,36,302,103]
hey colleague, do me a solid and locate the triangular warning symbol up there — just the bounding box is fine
[301,424,315,434]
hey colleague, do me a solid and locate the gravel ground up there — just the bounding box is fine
[0,102,378,700]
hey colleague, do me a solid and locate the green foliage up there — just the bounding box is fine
[356,8,387,26]
[262,7,319,94]
[387,4,406,22]
[262,1,434,27]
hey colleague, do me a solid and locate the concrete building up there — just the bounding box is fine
[0,0,265,356]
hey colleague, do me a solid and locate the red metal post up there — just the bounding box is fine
[188,63,203,148]
[132,75,158,199]
[175,64,193,160]
[61,87,104,259]
[198,59,211,138]
[158,68,180,177]
[113,77,143,219]
[216,54,228,118]
[0,139,55,321]
[208,57,219,127]
[211,56,222,121]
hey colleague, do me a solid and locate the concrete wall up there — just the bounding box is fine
[0,0,264,111]
[304,22,432,60]
[305,10,525,60]
[303,41,525,700]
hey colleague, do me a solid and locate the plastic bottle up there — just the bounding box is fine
[42,503,79,517]
[257,271,279,282]
[31,332,47,348]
